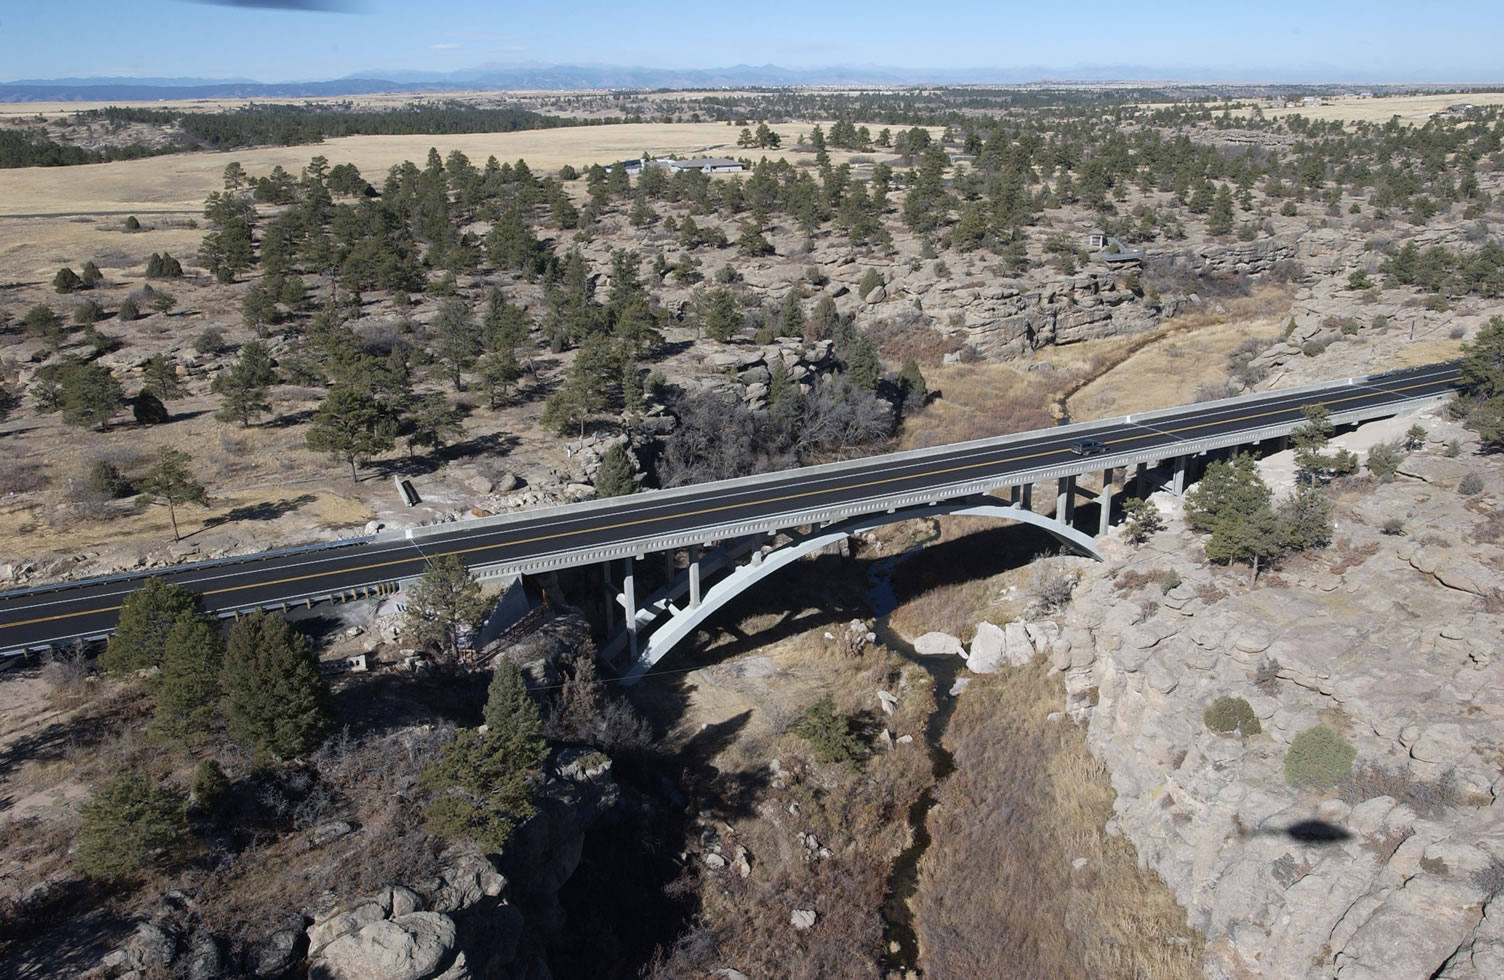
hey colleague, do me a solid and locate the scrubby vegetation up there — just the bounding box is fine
[1284,725,1357,790]
[1203,695,1261,736]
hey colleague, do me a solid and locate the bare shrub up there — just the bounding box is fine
[1254,657,1281,694]
[40,642,92,697]
[863,310,963,367]
[1329,538,1380,575]
[1196,583,1228,605]
[1337,762,1462,818]
[1033,570,1076,612]
[0,460,47,494]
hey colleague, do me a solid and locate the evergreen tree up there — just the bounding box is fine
[1120,497,1164,545]
[1208,184,1235,235]
[220,611,331,764]
[593,443,638,497]
[779,289,805,337]
[406,392,465,456]
[405,554,489,661]
[477,344,521,409]
[75,772,185,879]
[212,340,276,427]
[100,578,203,673]
[142,353,184,402]
[53,267,82,294]
[59,362,124,430]
[305,384,397,481]
[241,282,277,336]
[421,659,546,851]
[150,614,223,742]
[897,357,927,410]
[80,261,103,288]
[843,335,882,392]
[432,295,481,390]
[136,446,209,542]
[541,333,618,438]
[1184,454,1270,533]
[1459,316,1504,449]
[700,288,739,342]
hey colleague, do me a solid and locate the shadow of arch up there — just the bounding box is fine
[619,495,1101,683]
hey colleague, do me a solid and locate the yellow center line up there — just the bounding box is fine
[0,372,1459,634]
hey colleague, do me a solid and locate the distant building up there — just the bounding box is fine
[605,157,744,175]
[667,157,743,173]
[1302,95,1324,107]
[1446,103,1476,117]
[1358,91,1374,99]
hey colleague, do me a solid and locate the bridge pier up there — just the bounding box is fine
[1172,455,1188,495]
[622,557,638,661]
[602,562,615,632]
[689,545,702,609]
[1134,460,1148,499]
[1098,468,1114,537]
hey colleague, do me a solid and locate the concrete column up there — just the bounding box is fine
[689,556,701,609]
[602,562,615,632]
[1066,475,1077,523]
[1134,460,1148,499]
[622,557,638,661]
[663,549,675,582]
[1056,477,1069,522]
[1009,485,1021,508]
[1021,483,1032,512]
[1099,468,1114,536]
[1172,455,1188,496]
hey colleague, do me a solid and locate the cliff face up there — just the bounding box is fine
[1050,411,1504,978]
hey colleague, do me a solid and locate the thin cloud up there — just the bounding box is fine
[431,42,460,50]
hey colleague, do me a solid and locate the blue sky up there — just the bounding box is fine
[1,0,1500,82]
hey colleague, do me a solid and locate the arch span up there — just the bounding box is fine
[617,496,1100,683]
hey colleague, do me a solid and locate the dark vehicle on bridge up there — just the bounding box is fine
[1070,438,1109,456]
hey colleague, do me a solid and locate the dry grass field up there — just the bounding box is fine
[0,122,876,219]
[1255,91,1504,125]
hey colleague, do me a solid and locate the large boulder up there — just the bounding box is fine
[314,911,458,980]
[967,622,1007,673]
[913,631,965,658]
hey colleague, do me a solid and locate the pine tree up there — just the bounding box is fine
[212,340,276,427]
[432,296,481,390]
[142,353,184,402]
[53,267,82,294]
[150,615,223,742]
[477,345,521,409]
[405,554,489,661]
[59,362,124,430]
[421,659,546,851]
[136,446,209,542]
[220,611,331,764]
[1208,184,1236,236]
[898,357,927,410]
[75,772,185,879]
[779,289,805,337]
[843,335,882,392]
[100,578,204,673]
[593,443,638,497]
[305,384,397,481]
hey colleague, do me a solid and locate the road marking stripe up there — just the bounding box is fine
[0,373,1459,634]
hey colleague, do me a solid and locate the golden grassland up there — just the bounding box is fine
[0,121,885,219]
[1253,91,1504,125]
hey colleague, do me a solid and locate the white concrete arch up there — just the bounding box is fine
[618,496,1101,683]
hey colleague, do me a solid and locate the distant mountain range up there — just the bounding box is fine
[0,63,1491,102]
